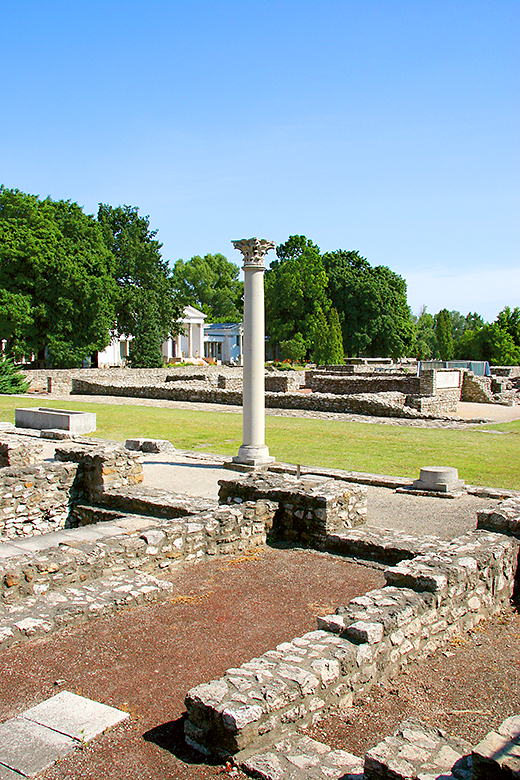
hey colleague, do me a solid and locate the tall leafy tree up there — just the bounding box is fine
[325,307,345,364]
[322,250,414,358]
[97,204,181,357]
[172,253,243,322]
[0,186,117,366]
[265,236,330,354]
[414,306,437,359]
[435,309,454,360]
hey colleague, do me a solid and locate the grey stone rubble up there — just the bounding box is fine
[241,733,364,780]
[0,571,174,650]
[125,438,175,453]
[236,713,520,779]
[0,691,128,777]
[472,713,520,778]
[218,472,367,548]
[363,718,472,779]
[477,495,520,536]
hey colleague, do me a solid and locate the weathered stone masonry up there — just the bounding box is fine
[184,527,518,759]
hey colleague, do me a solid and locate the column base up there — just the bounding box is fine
[233,444,275,467]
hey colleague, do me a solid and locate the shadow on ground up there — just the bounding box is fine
[143,715,221,766]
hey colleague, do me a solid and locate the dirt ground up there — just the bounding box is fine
[1,546,384,780]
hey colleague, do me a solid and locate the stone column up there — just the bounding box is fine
[232,238,275,466]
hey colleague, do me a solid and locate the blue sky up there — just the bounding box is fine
[1,0,518,321]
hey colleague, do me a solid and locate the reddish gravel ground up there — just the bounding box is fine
[1,546,384,780]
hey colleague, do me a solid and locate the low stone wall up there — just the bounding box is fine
[54,442,144,501]
[184,529,518,758]
[461,372,495,403]
[0,501,277,606]
[71,379,448,420]
[264,374,303,393]
[305,373,420,395]
[407,391,459,415]
[0,462,79,539]
[477,496,520,537]
[0,437,43,468]
[218,473,367,548]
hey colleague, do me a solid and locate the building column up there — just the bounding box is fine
[176,333,182,358]
[232,238,275,466]
[198,323,204,358]
[188,323,193,358]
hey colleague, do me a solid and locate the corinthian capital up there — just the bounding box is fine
[232,238,276,267]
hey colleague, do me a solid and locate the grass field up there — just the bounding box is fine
[1,396,519,489]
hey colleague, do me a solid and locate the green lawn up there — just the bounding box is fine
[1,396,519,489]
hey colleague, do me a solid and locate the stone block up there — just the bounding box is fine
[23,690,129,742]
[0,717,75,776]
[15,407,96,434]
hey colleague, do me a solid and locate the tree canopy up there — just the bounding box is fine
[97,204,181,345]
[265,236,330,354]
[171,253,243,323]
[0,186,117,366]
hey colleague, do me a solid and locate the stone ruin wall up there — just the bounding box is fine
[0,438,519,768]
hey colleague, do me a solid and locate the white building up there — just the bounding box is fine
[96,305,207,367]
[204,322,243,364]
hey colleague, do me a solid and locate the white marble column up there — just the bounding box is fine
[232,238,275,466]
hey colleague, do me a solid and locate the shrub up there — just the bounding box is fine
[0,357,30,394]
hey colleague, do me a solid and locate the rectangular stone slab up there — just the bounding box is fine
[15,407,96,434]
[0,717,75,776]
[22,691,129,742]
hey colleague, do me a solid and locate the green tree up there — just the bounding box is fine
[414,306,437,359]
[0,356,30,393]
[129,300,164,368]
[265,236,330,355]
[0,186,117,366]
[280,333,307,363]
[97,204,181,346]
[312,308,329,365]
[435,309,454,360]
[322,250,414,358]
[172,253,243,322]
[325,308,345,364]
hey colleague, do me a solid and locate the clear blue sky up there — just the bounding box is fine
[2,0,518,321]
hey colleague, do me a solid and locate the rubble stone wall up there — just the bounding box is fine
[461,372,495,403]
[0,501,277,604]
[0,437,43,468]
[71,379,444,420]
[54,443,144,501]
[218,472,367,549]
[0,462,79,539]
[305,373,420,395]
[184,529,519,758]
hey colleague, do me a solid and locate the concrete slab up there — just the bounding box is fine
[0,717,75,776]
[0,544,29,559]
[0,763,26,779]
[22,691,129,742]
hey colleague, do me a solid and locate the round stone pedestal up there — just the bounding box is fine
[412,466,465,493]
